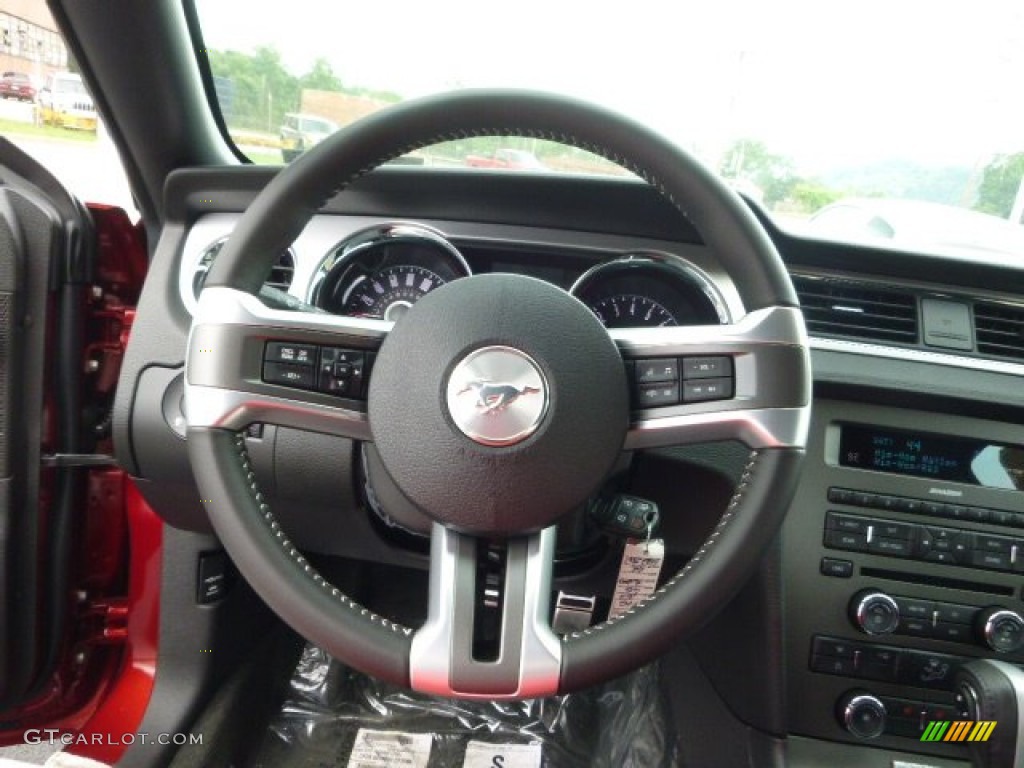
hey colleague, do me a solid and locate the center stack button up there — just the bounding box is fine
[851,590,900,636]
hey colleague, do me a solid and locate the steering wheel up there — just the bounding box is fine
[184,90,810,699]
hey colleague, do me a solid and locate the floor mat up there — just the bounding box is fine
[247,645,681,768]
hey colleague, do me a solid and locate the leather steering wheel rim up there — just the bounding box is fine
[185,89,810,697]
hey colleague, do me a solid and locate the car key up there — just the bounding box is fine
[590,493,660,539]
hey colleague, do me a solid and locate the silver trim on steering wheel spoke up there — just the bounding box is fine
[184,285,391,438]
[613,305,811,450]
[409,524,562,699]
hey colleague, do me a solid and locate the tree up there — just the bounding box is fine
[301,58,343,92]
[974,152,1024,219]
[207,46,299,131]
[719,139,798,206]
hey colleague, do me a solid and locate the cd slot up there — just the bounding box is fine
[860,567,1014,597]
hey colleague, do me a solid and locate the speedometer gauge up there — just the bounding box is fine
[591,294,678,327]
[343,265,448,321]
[311,223,471,318]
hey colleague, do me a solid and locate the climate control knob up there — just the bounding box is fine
[837,691,887,739]
[850,590,900,636]
[978,608,1024,653]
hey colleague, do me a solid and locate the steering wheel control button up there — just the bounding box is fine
[445,346,548,447]
[264,341,317,366]
[682,356,733,380]
[636,382,680,407]
[318,348,367,397]
[683,377,734,402]
[627,355,735,409]
[635,358,678,383]
[262,361,315,389]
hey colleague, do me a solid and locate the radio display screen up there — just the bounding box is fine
[839,424,1024,490]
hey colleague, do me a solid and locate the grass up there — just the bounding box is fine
[0,117,96,143]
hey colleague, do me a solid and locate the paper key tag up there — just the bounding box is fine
[347,729,432,768]
[463,741,542,768]
[608,538,665,619]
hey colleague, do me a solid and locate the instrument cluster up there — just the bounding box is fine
[307,223,729,330]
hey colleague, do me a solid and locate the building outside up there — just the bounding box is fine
[0,0,68,87]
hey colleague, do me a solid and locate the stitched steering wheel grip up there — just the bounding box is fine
[185,89,809,697]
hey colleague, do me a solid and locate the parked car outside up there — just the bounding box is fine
[0,72,35,102]
[280,112,338,162]
[465,147,548,170]
[35,71,97,132]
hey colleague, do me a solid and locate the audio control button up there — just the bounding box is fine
[979,608,1024,653]
[868,537,913,557]
[895,597,933,620]
[825,530,867,552]
[851,591,900,635]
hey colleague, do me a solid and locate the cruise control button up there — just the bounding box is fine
[265,341,318,366]
[682,356,732,379]
[635,358,679,383]
[682,377,733,402]
[262,361,315,389]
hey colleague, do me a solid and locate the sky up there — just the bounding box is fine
[194,0,1024,173]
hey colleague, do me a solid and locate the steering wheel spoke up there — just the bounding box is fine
[185,285,390,440]
[615,305,811,450]
[409,524,562,699]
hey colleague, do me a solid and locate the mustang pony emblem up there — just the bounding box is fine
[457,380,541,413]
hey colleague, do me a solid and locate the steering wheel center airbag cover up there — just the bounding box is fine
[369,273,628,535]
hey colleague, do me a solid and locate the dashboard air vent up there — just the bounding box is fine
[193,239,295,299]
[974,302,1024,361]
[793,275,918,344]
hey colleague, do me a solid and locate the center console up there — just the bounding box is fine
[784,399,1024,760]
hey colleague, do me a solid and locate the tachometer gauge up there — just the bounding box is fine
[342,264,448,321]
[570,252,729,329]
[311,223,471,318]
[590,294,678,327]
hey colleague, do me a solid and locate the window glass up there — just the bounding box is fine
[0,1,134,215]
[196,0,1024,258]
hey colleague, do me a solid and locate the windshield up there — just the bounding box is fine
[194,0,1024,255]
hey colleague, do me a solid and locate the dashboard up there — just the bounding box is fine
[117,166,1024,767]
